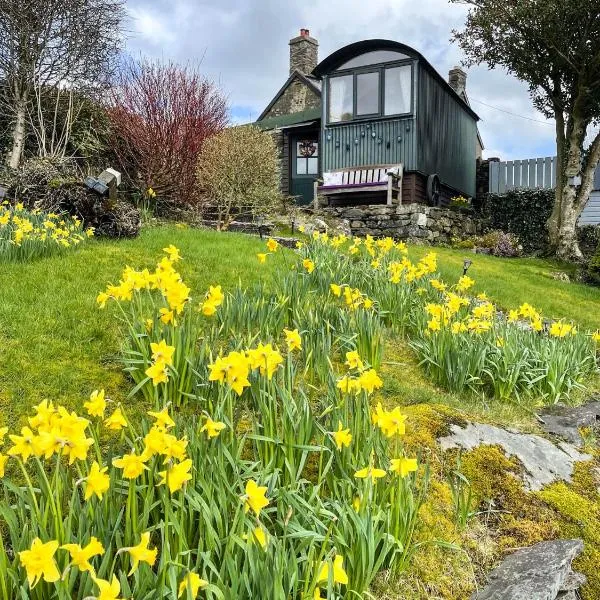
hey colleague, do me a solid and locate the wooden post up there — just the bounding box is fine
[313,180,319,210]
[396,174,403,210]
[386,173,393,206]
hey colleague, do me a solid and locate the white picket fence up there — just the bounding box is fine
[489,157,600,225]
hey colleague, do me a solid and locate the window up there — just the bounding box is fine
[329,75,353,123]
[385,65,411,115]
[327,61,412,123]
[336,50,409,70]
[356,71,379,115]
[296,140,318,175]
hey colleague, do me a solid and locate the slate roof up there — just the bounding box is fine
[255,108,321,131]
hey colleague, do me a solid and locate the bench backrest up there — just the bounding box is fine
[322,164,402,187]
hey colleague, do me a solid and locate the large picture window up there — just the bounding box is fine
[356,71,379,115]
[327,61,412,123]
[384,65,411,115]
[329,75,353,122]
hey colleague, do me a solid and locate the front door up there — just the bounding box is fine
[290,133,319,205]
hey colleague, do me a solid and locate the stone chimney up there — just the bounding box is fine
[448,66,467,97]
[289,29,319,75]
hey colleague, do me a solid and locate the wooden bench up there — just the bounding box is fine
[314,163,403,210]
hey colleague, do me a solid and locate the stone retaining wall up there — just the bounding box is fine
[322,203,481,242]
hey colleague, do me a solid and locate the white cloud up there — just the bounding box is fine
[124,0,558,160]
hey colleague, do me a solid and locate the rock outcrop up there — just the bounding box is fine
[471,539,586,599]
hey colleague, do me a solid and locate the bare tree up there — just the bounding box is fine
[0,0,124,168]
[108,58,228,208]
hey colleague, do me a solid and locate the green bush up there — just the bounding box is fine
[586,239,600,286]
[481,189,554,253]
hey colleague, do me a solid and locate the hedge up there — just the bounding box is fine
[481,188,554,253]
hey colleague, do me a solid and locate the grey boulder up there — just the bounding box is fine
[472,539,585,599]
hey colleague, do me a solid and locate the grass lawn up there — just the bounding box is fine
[0,225,281,428]
[1,225,599,430]
[408,244,600,331]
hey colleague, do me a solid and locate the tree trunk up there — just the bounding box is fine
[547,110,565,249]
[7,94,27,169]
[554,183,583,261]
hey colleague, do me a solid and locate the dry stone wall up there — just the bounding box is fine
[322,203,481,242]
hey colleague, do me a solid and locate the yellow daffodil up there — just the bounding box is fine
[317,554,349,585]
[427,318,441,332]
[373,404,406,437]
[112,451,148,479]
[354,466,386,479]
[84,389,106,418]
[93,575,122,600]
[163,244,181,261]
[150,340,175,366]
[201,300,217,316]
[19,538,60,588]
[257,253,267,263]
[357,369,383,394]
[128,532,157,574]
[61,537,104,573]
[592,331,600,344]
[158,458,192,493]
[330,283,342,297]
[390,457,418,477]
[159,307,176,325]
[332,421,352,450]
[200,416,226,439]
[244,526,269,549]
[243,479,269,516]
[283,328,302,351]
[0,453,8,477]
[266,238,279,252]
[148,407,175,429]
[178,572,208,598]
[8,426,39,462]
[549,321,575,338]
[456,275,475,292]
[336,375,360,395]
[302,258,315,273]
[104,407,127,430]
[344,350,363,371]
[85,461,110,500]
[145,360,169,386]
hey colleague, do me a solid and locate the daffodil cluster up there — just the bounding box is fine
[336,350,383,395]
[388,251,437,283]
[0,202,92,260]
[330,283,374,311]
[209,342,284,395]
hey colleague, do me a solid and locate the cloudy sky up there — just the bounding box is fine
[124,0,560,160]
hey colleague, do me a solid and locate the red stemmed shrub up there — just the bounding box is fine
[108,58,228,209]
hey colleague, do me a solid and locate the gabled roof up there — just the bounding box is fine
[256,70,322,122]
[312,39,479,122]
[255,107,321,131]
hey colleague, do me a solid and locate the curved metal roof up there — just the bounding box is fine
[312,39,479,121]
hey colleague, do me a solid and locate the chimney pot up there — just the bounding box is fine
[300,28,309,37]
[448,66,467,97]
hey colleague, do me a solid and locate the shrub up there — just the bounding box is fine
[198,125,281,230]
[108,58,228,211]
[477,230,522,257]
[586,239,600,286]
[578,225,600,259]
[481,188,554,253]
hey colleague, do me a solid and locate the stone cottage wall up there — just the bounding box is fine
[323,203,481,242]
[261,79,321,119]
